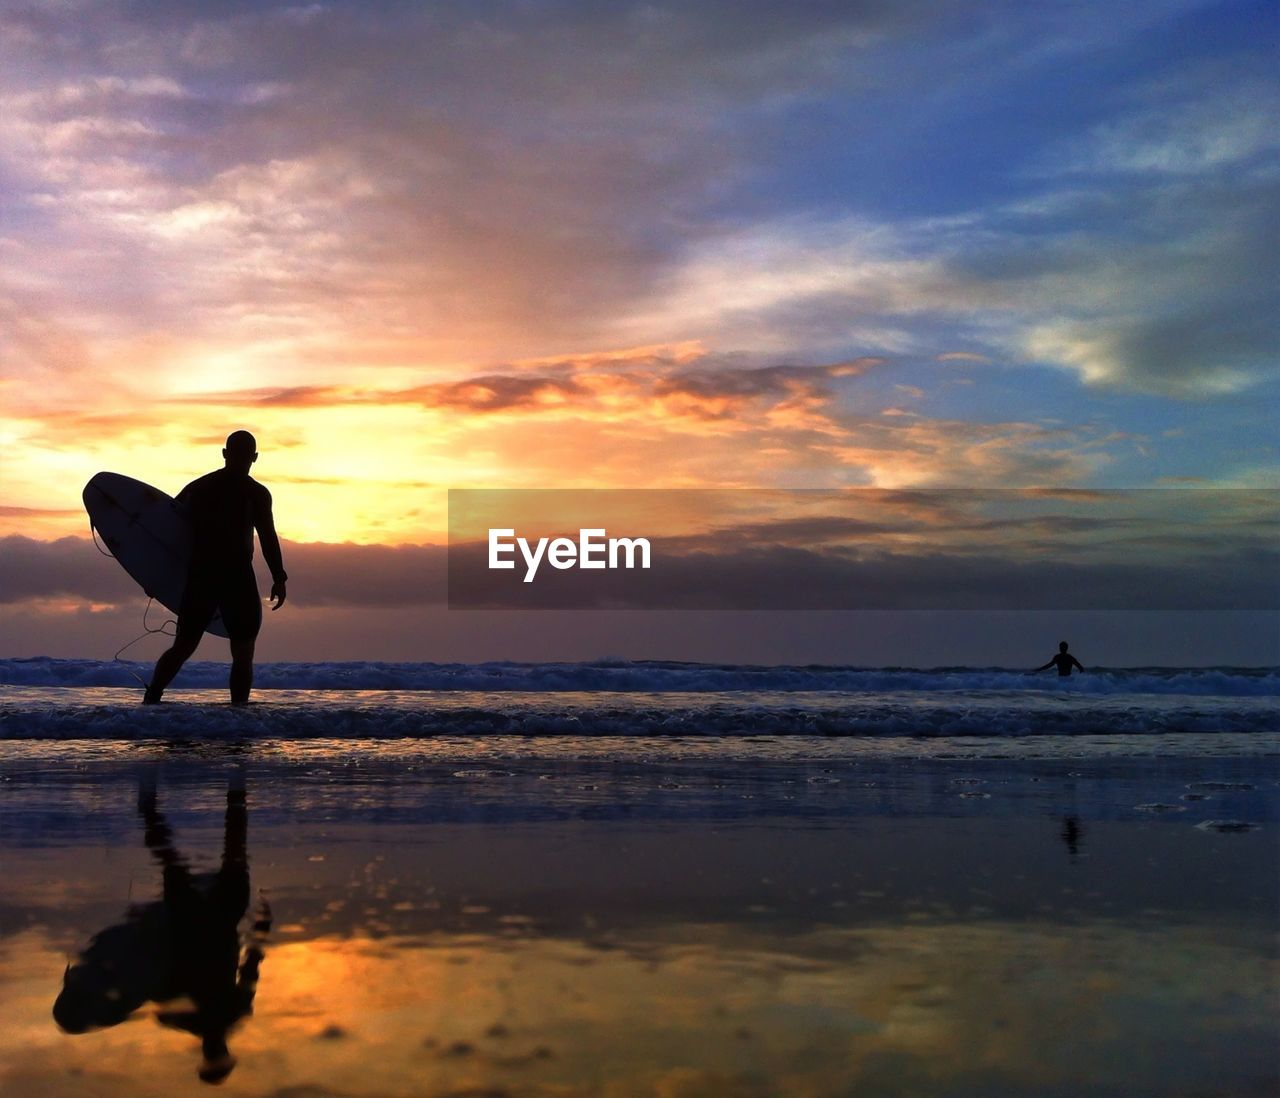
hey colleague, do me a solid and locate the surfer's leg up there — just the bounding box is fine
[216,776,251,916]
[138,776,188,873]
[223,569,262,706]
[146,578,215,703]
[145,629,203,703]
[229,639,254,706]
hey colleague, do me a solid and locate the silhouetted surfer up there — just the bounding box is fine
[144,431,287,705]
[1035,641,1085,677]
[53,775,271,1085]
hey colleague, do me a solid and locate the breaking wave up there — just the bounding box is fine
[1,658,1277,695]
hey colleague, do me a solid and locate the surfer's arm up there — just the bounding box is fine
[235,898,271,1017]
[1071,657,1085,672]
[253,488,288,604]
[1032,660,1053,672]
[234,944,266,1019]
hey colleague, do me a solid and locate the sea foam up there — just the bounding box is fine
[1,657,1277,695]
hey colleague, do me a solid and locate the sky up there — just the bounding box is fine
[0,0,1276,663]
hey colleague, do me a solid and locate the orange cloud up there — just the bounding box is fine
[1,340,1133,545]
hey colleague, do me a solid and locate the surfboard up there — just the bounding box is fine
[83,472,229,638]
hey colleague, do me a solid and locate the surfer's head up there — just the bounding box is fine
[53,959,143,1032]
[223,430,258,474]
[1059,641,1069,652]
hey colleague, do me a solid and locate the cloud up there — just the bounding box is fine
[597,53,1279,399]
[0,506,82,518]
[8,489,1273,612]
[1,0,1274,556]
[632,161,1278,397]
[817,416,1123,487]
[0,0,952,381]
[652,360,880,422]
[168,354,883,427]
[1047,72,1280,177]
[0,536,140,605]
[987,63,1280,398]
[0,333,1150,550]
[15,0,1266,401]
[8,532,1274,613]
[0,534,447,608]
[447,536,1280,610]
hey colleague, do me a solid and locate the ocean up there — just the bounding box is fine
[1,658,1276,741]
[1,659,1276,1096]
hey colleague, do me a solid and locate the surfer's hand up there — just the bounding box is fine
[270,579,287,610]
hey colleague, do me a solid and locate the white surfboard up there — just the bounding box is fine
[83,472,229,638]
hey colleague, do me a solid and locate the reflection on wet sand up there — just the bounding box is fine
[51,774,270,1085]
[0,747,1275,1097]
[1060,814,1082,860]
[4,917,1276,1097]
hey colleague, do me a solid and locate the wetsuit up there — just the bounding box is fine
[1047,652,1084,677]
[175,469,287,643]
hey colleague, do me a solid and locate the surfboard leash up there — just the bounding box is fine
[112,597,177,661]
[89,519,114,559]
[90,516,178,686]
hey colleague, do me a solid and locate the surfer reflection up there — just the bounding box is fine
[144,430,288,706]
[53,774,271,1085]
[1034,641,1085,677]
[1061,815,1083,861]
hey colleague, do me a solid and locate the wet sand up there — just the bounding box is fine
[1,736,1276,1097]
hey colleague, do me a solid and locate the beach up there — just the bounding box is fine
[5,0,1277,1092]
[0,663,1276,1097]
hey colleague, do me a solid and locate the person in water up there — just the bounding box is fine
[145,431,287,705]
[1035,641,1085,677]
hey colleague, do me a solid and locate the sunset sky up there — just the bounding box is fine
[1,1,1276,662]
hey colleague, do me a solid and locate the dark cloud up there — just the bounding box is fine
[402,376,585,413]
[9,483,1274,614]
[667,510,1132,552]
[652,360,881,418]
[0,506,83,518]
[170,357,878,420]
[669,514,906,549]
[280,540,447,606]
[446,487,1280,608]
[448,540,1278,610]
[0,536,140,604]
[2,597,1274,666]
[0,535,445,608]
